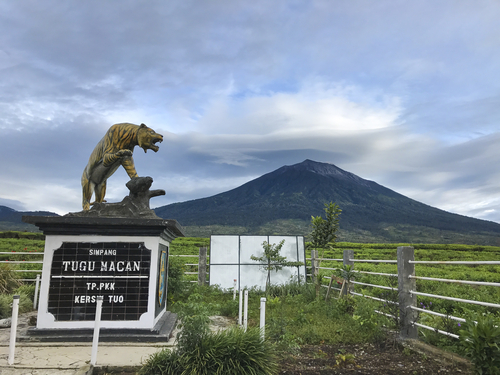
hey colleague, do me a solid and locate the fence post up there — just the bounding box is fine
[311,250,318,283]
[198,247,207,286]
[343,250,354,295]
[397,246,418,340]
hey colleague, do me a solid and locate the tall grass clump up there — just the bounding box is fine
[141,292,278,375]
[167,255,187,304]
[0,265,36,319]
[0,264,22,294]
[460,315,500,375]
[0,293,32,319]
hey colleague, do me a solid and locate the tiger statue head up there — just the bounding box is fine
[137,124,163,153]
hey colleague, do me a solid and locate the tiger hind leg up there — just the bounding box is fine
[93,181,107,205]
[82,179,95,211]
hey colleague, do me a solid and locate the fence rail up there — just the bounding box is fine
[2,249,210,284]
[310,246,500,341]
[0,251,44,281]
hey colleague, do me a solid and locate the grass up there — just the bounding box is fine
[142,279,388,375]
[310,242,500,316]
[168,281,387,348]
[2,233,500,364]
[142,288,280,375]
[0,265,35,318]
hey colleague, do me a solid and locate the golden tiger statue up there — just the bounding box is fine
[81,123,163,210]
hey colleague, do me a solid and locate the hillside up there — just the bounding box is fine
[155,160,500,244]
[2,160,500,244]
[0,206,59,231]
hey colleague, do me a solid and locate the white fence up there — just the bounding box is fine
[309,246,500,340]
[170,247,209,285]
[0,251,43,282]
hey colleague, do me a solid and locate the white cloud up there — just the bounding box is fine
[0,0,500,226]
[197,80,402,139]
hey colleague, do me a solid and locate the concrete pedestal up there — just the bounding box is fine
[22,216,184,341]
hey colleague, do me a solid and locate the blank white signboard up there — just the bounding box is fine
[209,235,306,290]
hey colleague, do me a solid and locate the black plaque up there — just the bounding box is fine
[48,242,151,321]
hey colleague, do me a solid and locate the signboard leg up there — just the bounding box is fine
[238,288,243,326]
[8,295,20,365]
[243,290,248,332]
[90,296,104,366]
[260,297,266,339]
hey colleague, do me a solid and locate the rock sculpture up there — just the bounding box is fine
[69,176,165,219]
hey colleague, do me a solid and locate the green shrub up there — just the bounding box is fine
[141,328,277,375]
[142,289,278,375]
[335,295,356,315]
[140,348,183,375]
[266,278,313,300]
[219,298,239,317]
[167,256,186,303]
[0,293,32,319]
[189,327,278,375]
[15,284,36,301]
[0,264,22,294]
[175,294,213,354]
[460,315,500,375]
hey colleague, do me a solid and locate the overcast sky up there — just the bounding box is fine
[1,1,500,224]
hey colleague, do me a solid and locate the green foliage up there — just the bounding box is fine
[0,231,44,240]
[376,275,400,328]
[0,293,32,319]
[0,264,22,294]
[0,236,44,282]
[141,290,278,375]
[184,327,278,375]
[335,264,356,297]
[169,237,209,283]
[460,315,500,375]
[309,202,341,249]
[139,348,182,375]
[15,284,36,301]
[219,298,239,317]
[167,256,186,303]
[334,352,357,367]
[175,293,215,353]
[266,278,314,301]
[335,295,356,315]
[419,310,462,353]
[171,237,210,254]
[263,281,386,347]
[307,242,500,318]
[142,328,278,375]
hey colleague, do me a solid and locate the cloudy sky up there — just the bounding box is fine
[1,1,500,224]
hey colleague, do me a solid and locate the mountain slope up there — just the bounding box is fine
[155,159,500,243]
[0,206,59,231]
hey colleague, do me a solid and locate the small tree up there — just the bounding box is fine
[310,202,342,251]
[309,202,342,295]
[251,240,303,291]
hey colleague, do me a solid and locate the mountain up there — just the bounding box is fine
[0,206,59,231]
[155,160,500,244]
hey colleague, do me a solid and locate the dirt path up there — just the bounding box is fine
[279,340,472,375]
